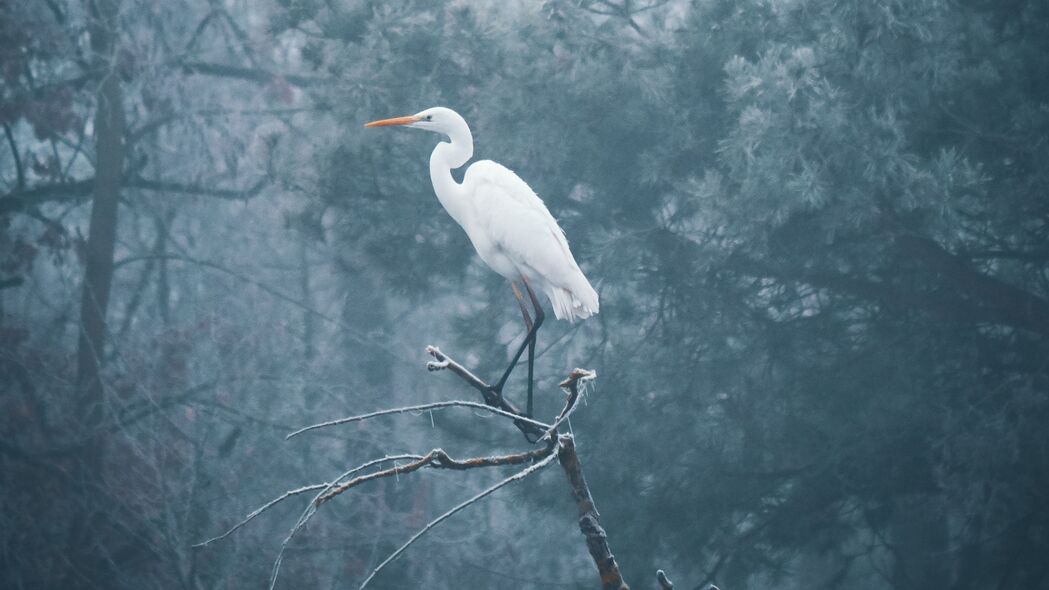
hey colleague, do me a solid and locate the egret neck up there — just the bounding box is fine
[428,120,473,227]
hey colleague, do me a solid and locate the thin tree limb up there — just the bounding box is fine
[425,346,545,441]
[540,368,596,442]
[357,449,559,589]
[199,454,424,549]
[317,446,554,505]
[112,253,403,361]
[127,176,265,200]
[264,453,433,590]
[266,446,554,589]
[0,178,94,214]
[3,123,25,190]
[179,60,328,87]
[193,483,329,548]
[286,400,553,440]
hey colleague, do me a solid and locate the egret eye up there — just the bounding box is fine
[426,115,433,121]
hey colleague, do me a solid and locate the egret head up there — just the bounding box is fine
[364,106,467,138]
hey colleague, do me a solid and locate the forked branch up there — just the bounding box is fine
[316,444,556,505]
[199,344,651,590]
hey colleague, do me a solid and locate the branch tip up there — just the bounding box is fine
[426,360,449,371]
[560,368,597,390]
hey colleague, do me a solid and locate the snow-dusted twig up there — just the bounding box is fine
[425,345,545,441]
[357,448,560,589]
[540,368,596,441]
[194,482,328,548]
[269,446,556,588]
[424,345,490,394]
[317,445,554,505]
[267,454,426,590]
[286,400,552,440]
[201,342,630,590]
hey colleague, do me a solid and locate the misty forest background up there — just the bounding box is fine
[3,0,1049,588]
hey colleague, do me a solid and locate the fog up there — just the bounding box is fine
[2,1,1048,588]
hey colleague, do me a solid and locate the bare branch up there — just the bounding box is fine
[540,368,596,441]
[127,176,265,200]
[180,60,328,88]
[112,253,404,361]
[3,123,25,190]
[198,454,424,549]
[425,346,545,440]
[425,345,492,395]
[287,400,553,440]
[357,449,560,589]
[128,106,326,144]
[206,350,626,589]
[0,178,94,214]
[0,173,264,215]
[193,483,328,548]
[267,454,430,590]
[317,446,554,505]
[267,446,554,589]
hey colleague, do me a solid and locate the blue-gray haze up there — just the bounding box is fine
[1,1,1047,588]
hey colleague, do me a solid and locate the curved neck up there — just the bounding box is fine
[429,122,473,226]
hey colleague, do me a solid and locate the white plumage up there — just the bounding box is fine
[463,160,598,321]
[365,106,598,322]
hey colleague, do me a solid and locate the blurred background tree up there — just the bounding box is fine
[1,0,1047,588]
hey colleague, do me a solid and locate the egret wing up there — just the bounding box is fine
[465,160,582,287]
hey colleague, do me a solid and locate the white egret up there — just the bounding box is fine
[365,107,598,417]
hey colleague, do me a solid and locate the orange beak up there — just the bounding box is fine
[364,115,420,128]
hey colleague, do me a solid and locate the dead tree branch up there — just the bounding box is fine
[286,400,552,440]
[425,345,546,441]
[316,445,556,505]
[428,348,629,589]
[199,344,663,589]
[556,414,628,588]
[195,454,425,548]
[357,449,560,590]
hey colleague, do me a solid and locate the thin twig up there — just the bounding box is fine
[541,369,596,441]
[193,483,329,547]
[113,253,404,361]
[268,446,554,588]
[425,345,492,395]
[425,346,545,440]
[357,449,560,589]
[317,446,553,505]
[268,454,425,590]
[287,400,552,440]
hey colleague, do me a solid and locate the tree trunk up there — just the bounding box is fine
[68,0,125,585]
[76,0,125,432]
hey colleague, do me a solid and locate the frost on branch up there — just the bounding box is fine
[196,344,695,589]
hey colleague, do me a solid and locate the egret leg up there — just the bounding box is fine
[511,282,536,417]
[521,278,544,418]
[494,280,545,417]
[511,282,534,333]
